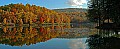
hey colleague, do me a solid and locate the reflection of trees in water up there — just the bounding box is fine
[0,25,70,46]
[86,29,120,49]
[97,29,120,37]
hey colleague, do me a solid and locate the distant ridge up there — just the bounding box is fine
[53,8,88,23]
[53,8,87,12]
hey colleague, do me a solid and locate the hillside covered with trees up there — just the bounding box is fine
[0,3,70,25]
[53,8,88,23]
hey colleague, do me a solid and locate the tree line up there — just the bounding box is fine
[54,8,87,23]
[87,0,120,26]
[0,3,70,25]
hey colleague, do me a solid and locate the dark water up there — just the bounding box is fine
[0,23,119,49]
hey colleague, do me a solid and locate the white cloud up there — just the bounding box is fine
[68,38,88,49]
[66,0,87,8]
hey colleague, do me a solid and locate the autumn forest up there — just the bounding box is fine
[0,0,120,49]
[0,3,71,26]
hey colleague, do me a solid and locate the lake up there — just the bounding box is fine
[0,23,119,49]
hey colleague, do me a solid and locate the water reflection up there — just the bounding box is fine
[0,23,119,49]
[0,25,71,46]
[86,29,120,49]
[68,38,88,49]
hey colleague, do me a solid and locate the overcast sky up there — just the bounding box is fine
[0,0,88,9]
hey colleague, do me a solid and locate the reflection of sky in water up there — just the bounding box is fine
[0,38,88,49]
[68,38,88,49]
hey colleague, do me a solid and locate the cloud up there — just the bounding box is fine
[68,38,88,49]
[66,0,87,8]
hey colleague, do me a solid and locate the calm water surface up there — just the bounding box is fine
[0,23,119,49]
